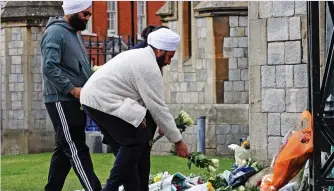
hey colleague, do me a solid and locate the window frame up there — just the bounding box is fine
[107,1,118,36]
[137,1,147,40]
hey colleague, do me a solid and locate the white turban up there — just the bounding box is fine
[147,28,180,51]
[62,0,92,15]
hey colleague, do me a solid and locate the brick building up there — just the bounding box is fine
[82,1,164,40]
[80,1,164,66]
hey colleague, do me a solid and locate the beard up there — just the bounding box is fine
[68,13,87,31]
[156,53,166,69]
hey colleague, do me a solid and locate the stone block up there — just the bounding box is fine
[268,136,283,158]
[9,83,15,91]
[262,89,285,112]
[239,16,248,27]
[183,92,191,103]
[241,124,249,134]
[259,1,272,18]
[32,92,43,101]
[217,135,226,144]
[11,56,21,65]
[196,70,207,81]
[268,113,281,136]
[232,81,245,91]
[294,64,308,88]
[229,16,239,27]
[272,1,294,17]
[8,74,17,83]
[238,37,248,48]
[224,37,238,47]
[31,27,40,34]
[268,42,285,65]
[12,33,21,41]
[200,28,206,38]
[205,125,216,148]
[34,83,42,92]
[199,39,205,49]
[190,92,199,103]
[216,124,231,134]
[224,81,232,92]
[295,1,307,15]
[249,2,258,19]
[238,58,248,69]
[33,74,42,83]
[223,47,234,58]
[281,113,300,136]
[286,88,308,112]
[229,58,238,69]
[32,101,43,109]
[249,19,267,66]
[196,59,202,70]
[249,112,268,161]
[231,125,242,134]
[15,83,24,92]
[11,92,17,101]
[224,92,238,104]
[267,18,289,41]
[249,66,261,112]
[301,16,308,64]
[15,65,22,74]
[234,48,246,58]
[217,145,233,155]
[239,92,249,104]
[229,69,241,81]
[261,66,276,87]
[197,82,205,92]
[226,134,240,145]
[17,74,24,82]
[289,17,301,40]
[189,82,197,92]
[276,65,293,88]
[183,66,195,73]
[198,92,205,103]
[214,104,249,125]
[176,92,183,104]
[12,101,21,110]
[10,65,16,73]
[184,73,196,82]
[230,27,245,37]
[285,41,301,64]
[197,18,206,28]
[241,69,248,81]
[178,73,184,82]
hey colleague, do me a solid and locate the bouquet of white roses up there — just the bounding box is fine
[149,110,194,148]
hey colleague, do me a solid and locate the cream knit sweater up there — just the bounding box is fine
[80,47,182,143]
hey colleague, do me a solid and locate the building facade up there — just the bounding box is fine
[81,1,164,40]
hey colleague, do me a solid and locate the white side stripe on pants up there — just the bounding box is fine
[56,102,93,191]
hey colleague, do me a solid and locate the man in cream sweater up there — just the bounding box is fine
[80,28,189,191]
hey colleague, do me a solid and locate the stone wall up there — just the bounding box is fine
[151,104,249,156]
[248,1,308,163]
[1,25,55,154]
[223,16,249,104]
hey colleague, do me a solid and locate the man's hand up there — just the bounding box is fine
[139,118,146,128]
[69,87,82,99]
[175,140,189,158]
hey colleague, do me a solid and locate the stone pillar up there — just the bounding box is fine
[248,1,308,163]
[1,1,63,154]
